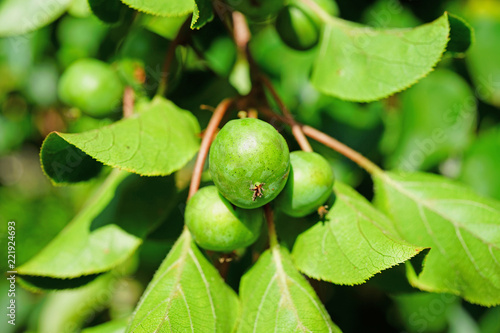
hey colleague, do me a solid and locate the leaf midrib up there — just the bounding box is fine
[130,232,192,333]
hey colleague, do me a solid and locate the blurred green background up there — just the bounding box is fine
[0,0,499,332]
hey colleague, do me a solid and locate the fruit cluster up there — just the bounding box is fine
[185,118,335,252]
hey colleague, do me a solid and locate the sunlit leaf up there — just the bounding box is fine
[312,13,450,102]
[293,182,422,285]
[374,171,500,306]
[0,0,72,36]
[120,0,193,17]
[238,245,340,332]
[41,97,200,183]
[127,229,239,333]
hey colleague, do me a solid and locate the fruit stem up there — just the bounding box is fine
[123,86,134,118]
[264,204,279,248]
[301,125,383,175]
[156,17,192,97]
[260,75,313,152]
[188,98,234,200]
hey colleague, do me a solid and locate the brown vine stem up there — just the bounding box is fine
[260,75,313,152]
[188,98,234,200]
[232,11,251,52]
[259,107,382,175]
[122,86,134,118]
[264,204,278,248]
[156,17,192,97]
[301,125,383,175]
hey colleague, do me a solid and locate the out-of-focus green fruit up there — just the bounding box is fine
[276,151,334,217]
[275,5,320,50]
[185,186,264,252]
[209,118,290,209]
[58,58,124,117]
[275,0,338,50]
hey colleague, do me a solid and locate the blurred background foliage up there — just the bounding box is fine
[0,0,499,332]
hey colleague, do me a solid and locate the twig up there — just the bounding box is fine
[156,17,192,97]
[301,125,382,175]
[122,86,134,118]
[264,204,278,248]
[232,11,251,52]
[258,107,382,175]
[260,75,313,152]
[188,98,234,200]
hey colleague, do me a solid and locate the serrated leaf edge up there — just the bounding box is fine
[120,0,193,18]
[314,13,451,103]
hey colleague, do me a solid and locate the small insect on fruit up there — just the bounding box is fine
[250,182,265,201]
[209,118,290,209]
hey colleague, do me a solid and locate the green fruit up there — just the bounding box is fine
[275,5,320,50]
[230,0,284,22]
[185,186,264,252]
[275,0,338,51]
[58,58,124,117]
[276,151,334,217]
[209,118,290,209]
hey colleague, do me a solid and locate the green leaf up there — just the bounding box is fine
[17,169,180,280]
[393,292,458,333]
[466,16,500,107]
[82,318,128,333]
[311,13,450,102]
[238,245,340,332]
[292,182,422,285]
[0,0,72,36]
[361,0,421,28]
[40,134,104,184]
[127,229,239,333]
[141,14,187,40]
[89,0,128,24]
[459,126,500,200]
[385,69,476,171]
[374,171,500,306]
[191,0,213,29]
[447,13,473,55]
[120,0,193,17]
[41,97,200,183]
[38,273,118,333]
